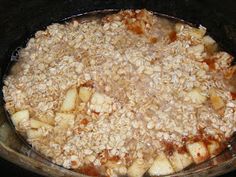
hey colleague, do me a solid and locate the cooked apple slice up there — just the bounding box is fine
[79,87,93,102]
[116,165,127,176]
[38,116,55,126]
[189,26,206,39]
[55,113,75,119]
[214,52,233,69]
[148,152,174,176]
[26,129,42,139]
[187,88,206,104]
[186,141,210,164]
[105,162,127,176]
[30,119,53,129]
[168,150,193,172]
[175,24,206,39]
[224,65,236,80]
[175,23,184,32]
[61,87,77,111]
[187,44,204,54]
[55,113,75,128]
[207,140,222,158]
[127,159,149,177]
[209,88,225,111]
[91,92,106,105]
[203,35,216,46]
[11,110,29,126]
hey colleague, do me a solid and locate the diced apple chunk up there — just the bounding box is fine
[203,36,218,54]
[224,66,236,80]
[61,87,77,111]
[116,165,127,176]
[175,23,184,32]
[207,140,221,158]
[203,35,216,46]
[187,88,206,104]
[168,151,193,172]
[186,141,209,164]
[189,26,206,39]
[11,110,29,126]
[26,129,42,139]
[215,52,233,69]
[56,113,75,119]
[127,159,149,177]
[91,92,105,105]
[79,87,92,102]
[175,23,206,39]
[187,44,204,54]
[148,152,174,176]
[210,89,225,111]
[30,119,53,129]
[89,92,113,113]
[55,113,75,128]
[38,116,55,126]
[105,162,127,176]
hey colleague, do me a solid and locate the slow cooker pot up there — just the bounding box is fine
[0,0,236,176]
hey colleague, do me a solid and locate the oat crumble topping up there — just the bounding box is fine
[3,9,236,176]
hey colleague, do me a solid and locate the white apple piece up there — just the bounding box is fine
[224,65,236,80]
[116,165,127,176]
[207,140,221,158]
[168,150,193,172]
[186,141,209,164]
[148,152,174,176]
[78,86,93,102]
[189,25,206,39]
[175,23,184,32]
[202,35,217,54]
[209,89,225,111]
[187,88,206,104]
[89,92,113,113]
[105,162,127,177]
[61,87,77,111]
[214,52,233,70]
[91,92,106,105]
[127,159,149,177]
[11,110,29,126]
[30,119,53,129]
[175,23,206,39]
[203,35,216,46]
[26,129,42,139]
[38,116,55,126]
[187,44,205,55]
[55,113,75,128]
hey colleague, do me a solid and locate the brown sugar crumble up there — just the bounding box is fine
[3,9,236,177]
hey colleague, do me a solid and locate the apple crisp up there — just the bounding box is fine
[3,9,236,177]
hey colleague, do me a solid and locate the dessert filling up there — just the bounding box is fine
[3,9,236,177]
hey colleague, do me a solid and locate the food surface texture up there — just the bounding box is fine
[3,9,236,177]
